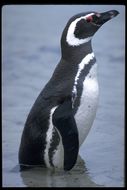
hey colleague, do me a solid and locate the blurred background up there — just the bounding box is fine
[2,5,125,187]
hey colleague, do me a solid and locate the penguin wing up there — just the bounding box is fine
[52,98,79,171]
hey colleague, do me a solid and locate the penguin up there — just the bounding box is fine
[19,10,119,171]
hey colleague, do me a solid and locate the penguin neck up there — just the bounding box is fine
[61,40,94,64]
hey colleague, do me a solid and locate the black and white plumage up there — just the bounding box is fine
[19,10,119,171]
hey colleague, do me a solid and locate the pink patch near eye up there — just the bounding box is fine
[86,16,93,22]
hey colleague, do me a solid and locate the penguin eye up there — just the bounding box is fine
[86,15,93,23]
[86,14,101,25]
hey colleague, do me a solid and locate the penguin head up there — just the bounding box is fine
[61,10,119,47]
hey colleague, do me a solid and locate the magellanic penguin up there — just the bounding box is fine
[19,10,119,171]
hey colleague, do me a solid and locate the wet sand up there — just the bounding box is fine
[19,156,103,187]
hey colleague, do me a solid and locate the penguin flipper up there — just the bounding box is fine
[52,98,79,171]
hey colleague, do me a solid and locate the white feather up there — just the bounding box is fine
[44,106,57,168]
[66,13,94,46]
[75,63,99,146]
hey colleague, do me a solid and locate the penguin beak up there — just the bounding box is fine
[91,10,119,26]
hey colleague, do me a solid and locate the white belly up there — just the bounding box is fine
[75,77,99,146]
[45,61,99,169]
[46,77,99,169]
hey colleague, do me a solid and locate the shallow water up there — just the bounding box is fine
[2,5,125,187]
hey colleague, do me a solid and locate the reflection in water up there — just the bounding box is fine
[20,156,102,187]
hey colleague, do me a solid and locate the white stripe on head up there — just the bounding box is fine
[66,13,94,46]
